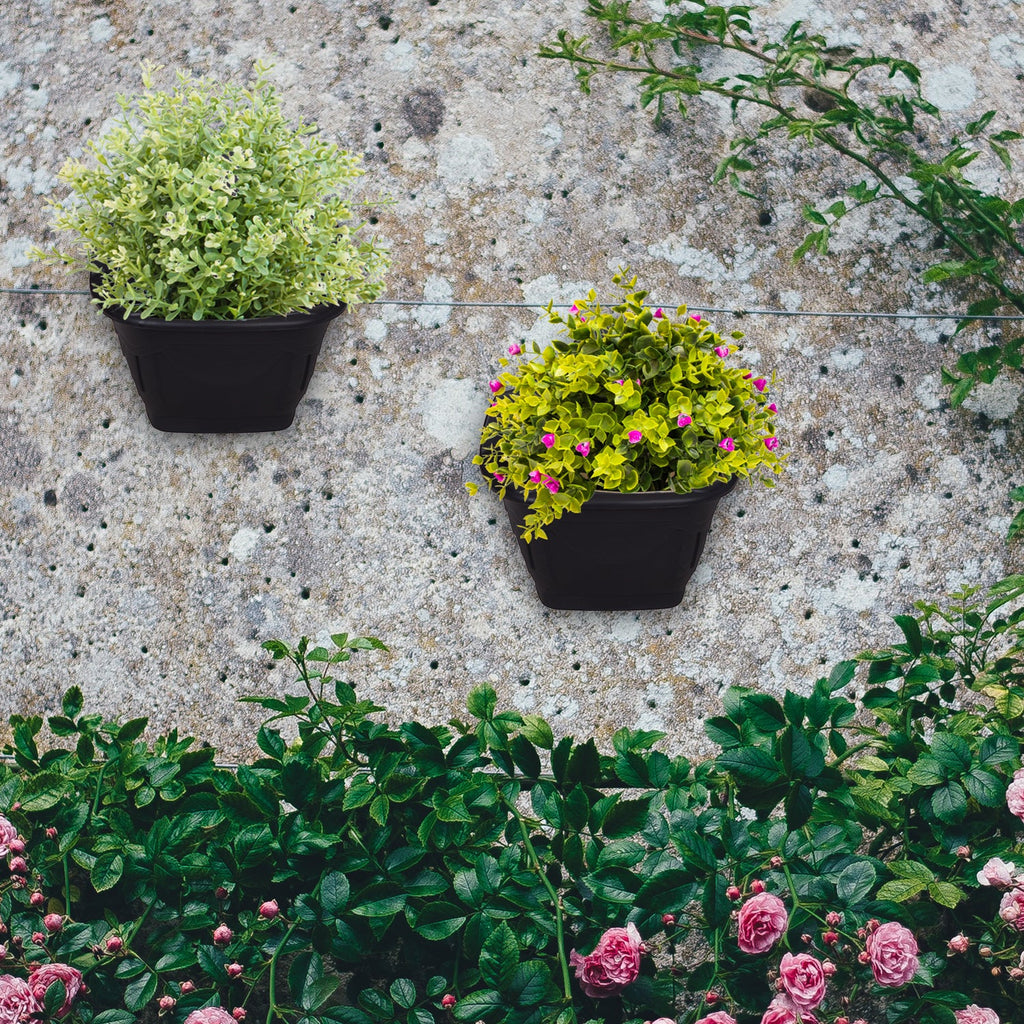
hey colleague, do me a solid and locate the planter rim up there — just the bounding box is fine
[89,274,345,329]
[499,474,739,509]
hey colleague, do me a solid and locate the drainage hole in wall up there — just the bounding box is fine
[300,587,310,599]
[430,660,439,669]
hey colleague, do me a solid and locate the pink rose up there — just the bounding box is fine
[1007,777,1024,821]
[977,857,1017,888]
[760,998,819,1024]
[865,921,919,987]
[998,888,1024,929]
[737,892,788,954]
[184,1010,237,1024]
[0,975,36,1024]
[0,819,17,858]
[947,933,969,954]
[778,953,827,1010]
[569,923,643,998]
[955,1007,1000,1024]
[29,963,83,1018]
[695,1014,738,1024]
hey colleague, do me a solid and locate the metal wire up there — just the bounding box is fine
[2,284,1024,321]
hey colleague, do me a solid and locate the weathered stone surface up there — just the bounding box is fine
[0,0,1021,758]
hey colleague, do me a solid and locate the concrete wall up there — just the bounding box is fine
[1,0,1021,758]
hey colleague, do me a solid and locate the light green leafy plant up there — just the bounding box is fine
[472,270,784,540]
[32,64,390,320]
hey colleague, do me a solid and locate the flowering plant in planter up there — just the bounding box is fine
[0,577,1020,1024]
[32,64,389,320]
[473,271,784,540]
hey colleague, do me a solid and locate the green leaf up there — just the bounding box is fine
[601,797,651,839]
[467,685,497,721]
[876,878,927,902]
[836,861,876,905]
[452,990,503,1021]
[906,756,946,785]
[350,885,407,919]
[744,693,786,733]
[91,851,125,892]
[928,881,963,908]
[962,767,1005,807]
[717,747,784,787]
[320,871,350,915]
[123,971,157,1012]
[389,979,417,1010]
[480,922,519,990]
[929,733,972,774]
[929,782,968,823]
[412,901,466,940]
[61,687,84,719]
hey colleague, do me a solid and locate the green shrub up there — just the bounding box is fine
[32,65,389,320]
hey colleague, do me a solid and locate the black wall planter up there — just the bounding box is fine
[501,477,738,610]
[93,280,344,432]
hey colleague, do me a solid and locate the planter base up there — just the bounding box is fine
[94,278,344,432]
[502,478,738,610]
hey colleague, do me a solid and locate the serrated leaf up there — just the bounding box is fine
[480,922,519,989]
[876,878,927,902]
[836,861,876,905]
[928,881,963,908]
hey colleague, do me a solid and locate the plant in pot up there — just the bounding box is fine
[472,271,784,609]
[32,64,390,432]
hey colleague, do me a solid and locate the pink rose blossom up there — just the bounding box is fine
[43,914,62,933]
[765,436,779,451]
[954,1007,1000,1024]
[865,921,919,986]
[760,998,819,1024]
[184,1010,237,1024]
[718,438,735,452]
[737,892,788,954]
[160,996,177,1011]
[0,975,36,1024]
[695,1014,737,1024]
[213,924,233,945]
[778,953,827,1010]
[998,888,1024,929]
[0,819,17,858]
[1006,776,1024,821]
[677,415,692,428]
[8,858,26,876]
[575,441,590,456]
[225,963,243,978]
[947,933,969,954]
[569,923,643,998]
[259,900,279,920]
[628,430,643,444]
[29,963,83,1018]
[541,433,556,448]
[647,1019,674,1024]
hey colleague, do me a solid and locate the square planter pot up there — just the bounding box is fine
[92,277,344,432]
[501,477,738,610]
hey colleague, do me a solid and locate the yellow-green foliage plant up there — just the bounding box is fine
[33,64,389,320]
[474,271,785,540]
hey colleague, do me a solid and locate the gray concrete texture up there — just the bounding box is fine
[0,0,1021,759]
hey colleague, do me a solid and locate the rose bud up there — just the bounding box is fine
[858,951,871,964]
[106,936,123,953]
[258,900,279,920]
[825,911,842,926]
[29,891,44,907]
[213,924,233,945]
[43,914,63,933]
[9,839,25,855]
[770,856,783,868]
[661,913,676,927]
[215,886,229,900]
[726,886,742,901]
[9,858,27,875]
[226,963,243,978]
[159,996,176,1011]
[956,845,970,859]
[45,828,57,841]
[705,991,719,1003]
[180,981,195,994]
[823,931,838,945]
[232,1010,246,1021]
[750,879,766,894]
[441,995,457,1009]
[31,932,45,945]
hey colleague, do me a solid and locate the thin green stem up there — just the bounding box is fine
[267,919,301,1024]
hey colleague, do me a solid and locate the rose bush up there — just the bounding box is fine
[0,576,1018,1023]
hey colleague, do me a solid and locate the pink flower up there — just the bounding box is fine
[1006,776,1024,821]
[43,914,62,933]
[542,433,556,448]
[654,308,664,318]
[759,999,819,1024]
[0,819,17,858]
[575,441,590,456]
[648,1019,674,1024]
[695,1014,737,1024]
[508,343,521,355]
[977,857,1017,888]
[185,1011,237,1024]
[677,415,692,428]
[493,473,505,483]
[947,933,969,954]
[106,936,123,953]
[569,304,578,314]
[691,314,702,323]
[213,924,233,945]
[764,436,779,451]
[160,996,177,1011]
[569,923,643,998]
[998,888,1024,929]
[8,858,26,875]
[778,953,827,1010]
[955,1007,1000,1024]
[736,892,788,954]
[488,380,503,394]
[225,963,243,978]
[441,995,457,1009]
[714,346,729,358]
[29,963,83,1018]
[767,403,778,413]
[754,378,767,392]
[543,477,560,494]
[258,900,279,920]
[628,430,643,444]
[0,975,36,1024]
[529,470,542,483]
[718,438,735,452]
[865,921,919,986]
[232,1010,246,1021]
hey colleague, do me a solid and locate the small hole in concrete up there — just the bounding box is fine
[430,660,439,669]
[300,587,310,599]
